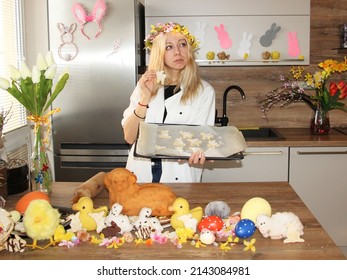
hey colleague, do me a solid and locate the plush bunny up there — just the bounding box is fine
[57,22,78,61]
[259,23,281,47]
[287,32,301,57]
[237,32,253,58]
[214,24,232,49]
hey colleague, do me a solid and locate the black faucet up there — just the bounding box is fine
[215,85,246,126]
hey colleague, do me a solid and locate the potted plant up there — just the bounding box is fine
[0,109,29,196]
[0,109,9,198]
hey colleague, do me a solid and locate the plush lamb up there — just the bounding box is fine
[255,212,305,243]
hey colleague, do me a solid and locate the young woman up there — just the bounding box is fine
[122,22,216,183]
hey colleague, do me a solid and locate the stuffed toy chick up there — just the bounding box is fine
[23,199,61,249]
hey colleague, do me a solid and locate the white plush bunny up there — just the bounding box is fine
[237,32,253,58]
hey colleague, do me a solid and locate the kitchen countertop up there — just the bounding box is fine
[246,127,347,147]
[0,181,345,260]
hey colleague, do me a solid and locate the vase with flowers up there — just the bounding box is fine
[0,52,69,194]
[259,57,347,135]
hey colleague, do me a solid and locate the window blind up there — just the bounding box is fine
[0,0,27,134]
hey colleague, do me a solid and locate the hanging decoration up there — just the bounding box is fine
[57,23,78,61]
[107,39,121,58]
[72,0,107,40]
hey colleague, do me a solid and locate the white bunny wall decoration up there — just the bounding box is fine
[57,22,78,61]
[237,32,253,58]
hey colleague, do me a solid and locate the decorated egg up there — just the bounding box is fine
[240,197,271,223]
[198,215,224,232]
[235,219,256,238]
[15,191,50,214]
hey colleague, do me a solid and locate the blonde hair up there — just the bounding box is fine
[147,32,202,103]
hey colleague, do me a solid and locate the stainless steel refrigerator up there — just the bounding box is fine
[48,0,145,181]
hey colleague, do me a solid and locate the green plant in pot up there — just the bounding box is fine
[0,109,29,196]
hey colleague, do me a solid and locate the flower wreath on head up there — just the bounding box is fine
[144,22,199,50]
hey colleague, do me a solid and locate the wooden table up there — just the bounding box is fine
[0,182,345,260]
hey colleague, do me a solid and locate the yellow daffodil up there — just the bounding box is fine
[219,241,232,252]
[243,238,256,252]
[260,57,347,118]
[135,238,145,246]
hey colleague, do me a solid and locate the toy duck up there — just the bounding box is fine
[168,197,203,230]
[72,196,108,231]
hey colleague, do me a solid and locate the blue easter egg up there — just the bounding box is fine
[235,219,256,238]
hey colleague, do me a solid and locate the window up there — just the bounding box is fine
[0,0,27,134]
[0,0,29,162]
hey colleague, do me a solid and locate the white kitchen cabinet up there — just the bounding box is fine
[289,147,347,246]
[202,147,288,182]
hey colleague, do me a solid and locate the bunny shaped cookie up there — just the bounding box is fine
[57,23,78,61]
[237,32,253,58]
[287,32,301,57]
[215,24,232,49]
[259,23,281,47]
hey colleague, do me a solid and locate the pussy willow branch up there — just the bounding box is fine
[259,86,317,118]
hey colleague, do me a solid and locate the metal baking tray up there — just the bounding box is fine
[133,123,246,160]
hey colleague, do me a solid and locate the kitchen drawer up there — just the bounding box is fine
[202,147,288,182]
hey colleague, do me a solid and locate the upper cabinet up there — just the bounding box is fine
[145,0,310,66]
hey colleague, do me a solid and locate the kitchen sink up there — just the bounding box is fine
[239,127,285,141]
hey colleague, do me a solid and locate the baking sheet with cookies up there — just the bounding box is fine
[134,123,247,160]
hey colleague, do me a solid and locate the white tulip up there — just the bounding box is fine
[8,65,21,81]
[44,63,57,79]
[36,52,48,71]
[0,77,10,90]
[45,51,55,67]
[21,61,32,79]
[32,65,41,83]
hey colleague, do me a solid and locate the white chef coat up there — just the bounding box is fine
[121,80,216,183]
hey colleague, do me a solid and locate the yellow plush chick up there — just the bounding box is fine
[72,196,108,231]
[168,197,203,230]
[23,199,61,249]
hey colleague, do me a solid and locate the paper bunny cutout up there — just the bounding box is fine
[57,22,78,61]
[287,32,301,57]
[215,24,232,49]
[72,0,107,40]
[194,21,207,47]
[237,32,253,58]
[259,23,281,47]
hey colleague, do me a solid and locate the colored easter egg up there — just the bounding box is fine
[198,215,224,232]
[15,191,50,214]
[235,219,256,238]
[240,197,271,223]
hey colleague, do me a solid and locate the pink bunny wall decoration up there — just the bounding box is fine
[214,24,233,49]
[72,0,107,40]
[287,32,301,57]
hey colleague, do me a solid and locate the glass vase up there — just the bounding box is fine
[310,105,330,135]
[30,125,52,194]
